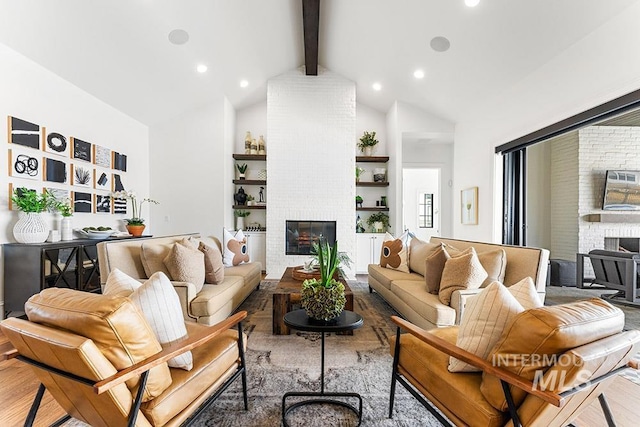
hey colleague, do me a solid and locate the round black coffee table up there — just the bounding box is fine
[282,309,364,427]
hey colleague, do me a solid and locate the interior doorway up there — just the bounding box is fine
[402,168,440,241]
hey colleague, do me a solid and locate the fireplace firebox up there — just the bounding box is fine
[285,220,336,255]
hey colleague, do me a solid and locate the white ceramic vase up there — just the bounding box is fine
[61,216,73,241]
[13,212,49,243]
[237,216,245,231]
[374,221,384,233]
[364,146,373,157]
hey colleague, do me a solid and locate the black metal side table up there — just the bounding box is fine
[282,309,364,426]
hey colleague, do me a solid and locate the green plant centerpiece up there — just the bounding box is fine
[357,131,379,156]
[301,240,350,322]
[236,163,248,179]
[366,212,390,232]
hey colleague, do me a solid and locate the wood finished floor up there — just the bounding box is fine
[1,327,639,426]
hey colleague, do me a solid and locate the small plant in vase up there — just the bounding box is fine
[112,190,159,236]
[10,188,56,243]
[246,194,255,206]
[357,131,379,156]
[55,199,74,241]
[234,209,251,230]
[236,163,248,179]
[301,240,351,321]
[366,212,390,233]
[355,166,365,182]
[355,195,363,208]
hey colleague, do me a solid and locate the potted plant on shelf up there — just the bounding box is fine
[11,187,55,243]
[236,163,248,179]
[355,195,363,208]
[234,209,250,230]
[355,166,365,182]
[301,240,351,321]
[112,190,159,236]
[246,194,255,206]
[357,131,379,156]
[366,212,390,233]
[55,199,74,241]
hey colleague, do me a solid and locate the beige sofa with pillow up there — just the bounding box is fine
[368,237,549,330]
[97,234,262,325]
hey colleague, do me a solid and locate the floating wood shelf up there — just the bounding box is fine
[233,180,266,185]
[233,205,266,210]
[233,154,266,161]
[356,181,389,187]
[356,156,389,163]
[356,207,389,212]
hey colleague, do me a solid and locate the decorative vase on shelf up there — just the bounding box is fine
[127,224,145,237]
[60,217,73,241]
[237,216,245,231]
[13,212,49,243]
[363,146,373,157]
[244,131,252,154]
[258,135,266,155]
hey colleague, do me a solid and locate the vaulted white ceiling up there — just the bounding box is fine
[0,0,636,126]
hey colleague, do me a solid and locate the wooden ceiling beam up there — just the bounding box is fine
[302,0,320,76]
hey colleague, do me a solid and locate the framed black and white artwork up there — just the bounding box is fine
[93,145,111,168]
[112,151,127,171]
[94,168,111,191]
[112,195,127,214]
[95,194,111,214]
[112,173,126,192]
[8,116,41,150]
[9,149,41,181]
[71,137,92,162]
[73,191,93,213]
[45,187,70,204]
[44,131,70,157]
[70,164,93,188]
[8,183,38,210]
[44,158,68,184]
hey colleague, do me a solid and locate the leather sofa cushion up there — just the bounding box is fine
[390,327,506,427]
[141,242,172,278]
[391,280,456,327]
[408,238,441,276]
[368,264,423,290]
[141,323,246,426]
[191,276,244,317]
[26,288,172,402]
[481,298,624,411]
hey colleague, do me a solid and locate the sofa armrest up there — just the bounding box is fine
[450,288,484,324]
[171,281,198,322]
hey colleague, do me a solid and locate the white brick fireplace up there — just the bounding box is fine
[266,67,356,278]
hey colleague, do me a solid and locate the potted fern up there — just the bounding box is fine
[357,131,379,156]
[300,240,351,321]
[236,163,248,180]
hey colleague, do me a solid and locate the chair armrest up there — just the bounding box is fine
[450,289,484,324]
[94,310,247,394]
[170,281,198,321]
[390,315,563,407]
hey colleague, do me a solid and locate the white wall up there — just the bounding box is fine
[454,1,640,242]
[0,42,149,314]
[526,142,551,250]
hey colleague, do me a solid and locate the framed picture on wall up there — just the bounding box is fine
[95,194,111,214]
[44,131,70,157]
[71,137,92,162]
[70,164,93,187]
[93,145,111,168]
[461,187,478,225]
[8,183,38,210]
[8,149,41,180]
[7,116,41,150]
[73,191,93,213]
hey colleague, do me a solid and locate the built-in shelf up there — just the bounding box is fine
[356,181,389,187]
[233,154,266,161]
[233,205,266,210]
[233,179,266,185]
[356,207,389,212]
[356,156,389,163]
[584,211,640,223]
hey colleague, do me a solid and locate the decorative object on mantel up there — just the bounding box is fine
[234,187,247,205]
[258,135,266,155]
[461,186,478,225]
[300,240,351,321]
[244,131,252,154]
[10,187,55,243]
[356,195,363,208]
[234,210,251,230]
[111,190,159,236]
[236,163,248,179]
[355,166,365,182]
[366,212,390,233]
[373,167,386,182]
[55,198,74,241]
[357,130,379,157]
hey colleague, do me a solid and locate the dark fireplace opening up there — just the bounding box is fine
[619,238,640,252]
[285,220,336,255]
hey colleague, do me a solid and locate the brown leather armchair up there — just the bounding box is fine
[1,289,248,427]
[389,298,640,427]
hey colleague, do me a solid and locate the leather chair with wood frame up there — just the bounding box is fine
[0,289,248,427]
[389,298,640,427]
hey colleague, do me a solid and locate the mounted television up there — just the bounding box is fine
[602,170,640,210]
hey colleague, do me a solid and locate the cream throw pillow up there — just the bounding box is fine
[424,244,449,294]
[199,241,225,284]
[438,247,488,305]
[449,282,525,372]
[408,238,441,276]
[163,241,206,293]
[129,272,193,371]
[379,231,411,273]
[477,249,507,287]
[103,268,141,297]
[507,277,542,310]
[140,242,172,278]
[223,228,250,267]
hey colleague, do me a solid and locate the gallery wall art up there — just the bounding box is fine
[461,187,478,225]
[8,183,38,210]
[6,115,130,216]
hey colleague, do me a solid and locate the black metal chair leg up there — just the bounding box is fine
[388,327,401,418]
[24,383,46,427]
[598,393,617,427]
[238,321,249,410]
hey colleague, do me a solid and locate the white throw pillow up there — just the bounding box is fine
[379,231,411,273]
[222,228,250,267]
[448,282,525,372]
[129,272,193,371]
[103,268,141,297]
[508,277,543,310]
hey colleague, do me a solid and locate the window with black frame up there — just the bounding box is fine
[418,193,433,228]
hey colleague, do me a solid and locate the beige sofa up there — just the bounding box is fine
[368,237,549,330]
[97,234,262,325]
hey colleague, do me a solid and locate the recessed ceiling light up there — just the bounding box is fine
[430,36,451,52]
[196,64,208,73]
[465,0,480,7]
[240,80,249,88]
[372,82,382,91]
[168,29,189,45]
[413,69,425,79]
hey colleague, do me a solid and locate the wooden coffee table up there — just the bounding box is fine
[272,267,354,335]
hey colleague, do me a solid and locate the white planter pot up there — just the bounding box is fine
[373,221,384,233]
[363,146,373,157]
[13,212,49,243]
[61,217,73,241]
[237,216,245,231]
